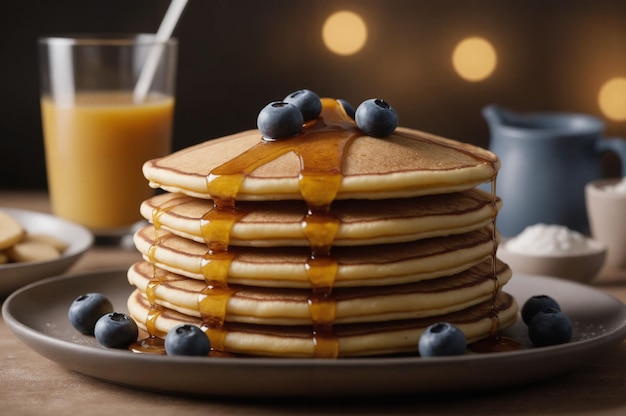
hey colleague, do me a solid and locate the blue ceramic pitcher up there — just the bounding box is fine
[483,104,626,237]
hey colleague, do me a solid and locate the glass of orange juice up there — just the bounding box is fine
[38,34,176,240]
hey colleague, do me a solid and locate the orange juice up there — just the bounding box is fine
[41,91,173,231]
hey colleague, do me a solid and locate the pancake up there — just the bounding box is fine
[133,225,499,288]
[127,288,517,357]
[128,259,512,325]
[142,100,499,201]
[140,189,501,247]
[128,95,516,358]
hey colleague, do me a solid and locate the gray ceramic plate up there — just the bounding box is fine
[0,208,93,297]
[3,270,625,398]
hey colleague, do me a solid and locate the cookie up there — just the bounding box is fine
[0,210,25,250]
[26,233,69,253]
[7,236,62,263]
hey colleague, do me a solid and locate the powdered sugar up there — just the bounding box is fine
[504,224,595,255]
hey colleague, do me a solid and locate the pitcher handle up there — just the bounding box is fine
[597,137,626,176]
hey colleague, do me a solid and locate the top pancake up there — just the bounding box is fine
[143,99,499,201]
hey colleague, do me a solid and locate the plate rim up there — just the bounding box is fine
[3,268,626,397]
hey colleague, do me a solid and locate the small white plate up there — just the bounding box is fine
[3,270,625,397]
[0,208,93,297]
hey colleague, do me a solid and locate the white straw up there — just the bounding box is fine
[50,39,75,106]
[133,0,188,102]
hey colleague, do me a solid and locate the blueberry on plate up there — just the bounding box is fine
[283,89,322,121]
[528,308,573,347]
[94,312,139,349]
[521,294,561,325]
[337,99,355,119]
[257,101,304,141]
[164,324,211,356]
[355,98,398,138]
[68,293,114,335]
[418,322,467,357]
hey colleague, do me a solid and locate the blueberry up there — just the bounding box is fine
[164,324,211,356]
[94,312,139,349]
[337,99,355,119]
[283,89,322,121]
[68,293,114,335]
[257,101,303,141]
[418,322,467,357]
[521,294,561,325]
[355,98,398,138]
[528,308,573,347]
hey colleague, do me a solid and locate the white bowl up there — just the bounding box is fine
[0,208,93,297]
[497,238,606,283]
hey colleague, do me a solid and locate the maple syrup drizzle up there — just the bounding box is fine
[490,174,500,334]
[411,135,519,352]
[392,135,517,353]
[192,100,359,357]
[139,98,518,357]
[394,131,504,341]
[469,173,520,353]
[132,196,190,353]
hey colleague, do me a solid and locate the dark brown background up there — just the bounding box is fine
[2,0,626,189]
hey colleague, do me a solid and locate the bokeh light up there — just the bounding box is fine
[322,11,367,56]
[598,77,626,121]
[452,37,497,82]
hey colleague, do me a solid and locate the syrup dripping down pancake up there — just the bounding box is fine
[133,225,500,288]
[127,288,517,358]
[128,97,513,358]
[127,259,512,325]
[140,189,501,247]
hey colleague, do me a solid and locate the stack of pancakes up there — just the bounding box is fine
[127,98,518,358]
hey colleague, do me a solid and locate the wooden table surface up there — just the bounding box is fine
[1,191,625,416]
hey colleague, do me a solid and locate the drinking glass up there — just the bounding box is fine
[39,34,177,240]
